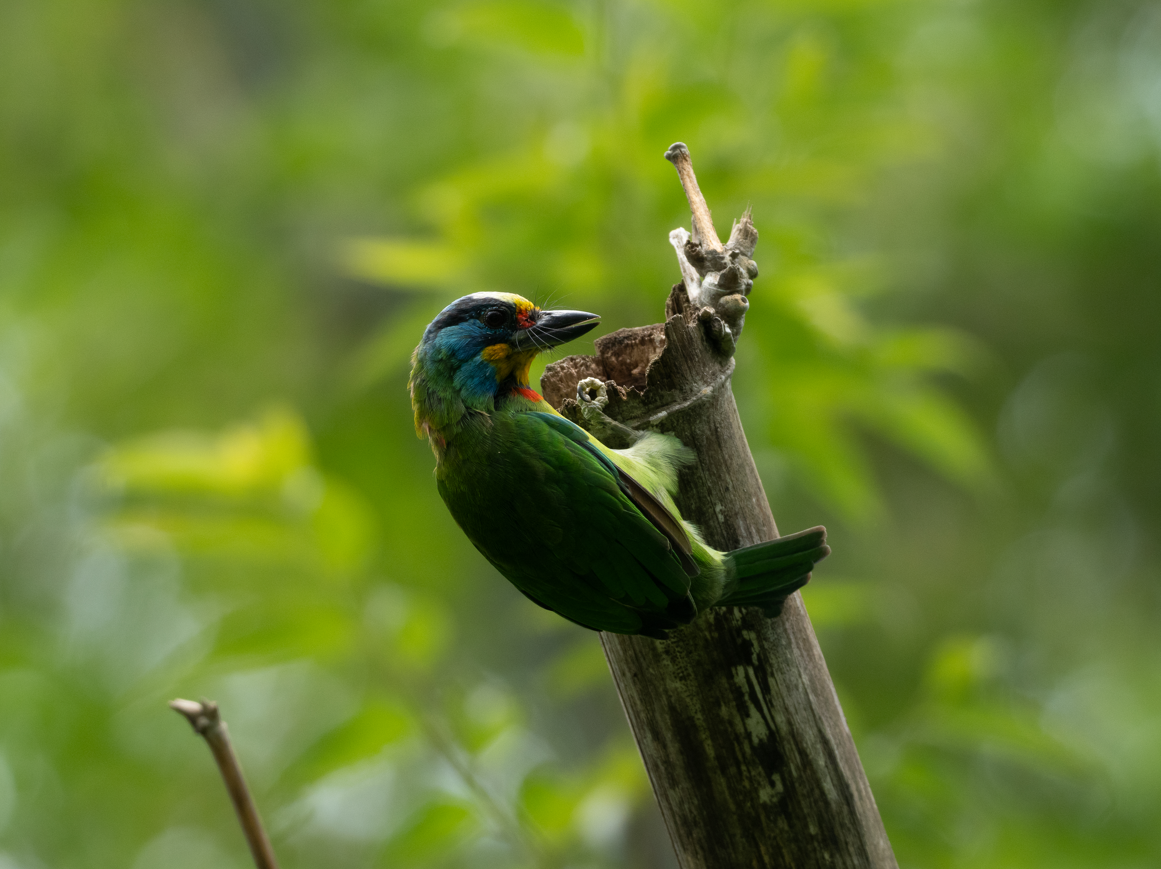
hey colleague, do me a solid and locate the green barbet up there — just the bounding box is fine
[409,292,829,639]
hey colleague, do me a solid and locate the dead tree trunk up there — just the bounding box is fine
[540,145,896,869]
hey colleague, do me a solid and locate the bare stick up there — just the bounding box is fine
[170,699,281,869]
[664,143,724,252]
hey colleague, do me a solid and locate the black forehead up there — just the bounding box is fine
[429,296,516,331]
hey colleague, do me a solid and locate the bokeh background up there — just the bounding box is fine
[2,0,1160,867]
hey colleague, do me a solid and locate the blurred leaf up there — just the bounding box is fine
[344,298,445,389]
[102,408,311,499]
[521,771,582,838]
[450,1,586,56]
[452,681,524,753]
[783,31,832,105]
[341,238,466,289]
[214,597,355,661]
[377,800,478,865]
[295,697,417,783]
[360,585,456,678]
[800,580,874,628]
[924,635,1002,703]
[769,379,884,520]
[545,639,609,698]
[860,384,994,490]
[871,328,988,376]
[312,478,377,574]
[911,703,1094,777]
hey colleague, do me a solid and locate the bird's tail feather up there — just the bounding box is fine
[717,526,830,617]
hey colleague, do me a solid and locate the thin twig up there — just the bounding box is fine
[415,709,551,868]
[170,698,281,869]
[664,142,723,252]
[364,649,552,868]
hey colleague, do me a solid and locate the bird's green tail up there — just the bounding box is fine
[717,526,830,617]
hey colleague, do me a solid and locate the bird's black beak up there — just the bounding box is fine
[515,309,600,350]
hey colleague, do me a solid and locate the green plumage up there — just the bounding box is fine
[411,292,829,639]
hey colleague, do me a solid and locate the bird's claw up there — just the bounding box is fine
[574,377,642,448]
[576,377,609,409]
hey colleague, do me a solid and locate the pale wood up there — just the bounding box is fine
[665,143,724,253]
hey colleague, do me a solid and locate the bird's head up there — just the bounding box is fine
[409,292,599,444]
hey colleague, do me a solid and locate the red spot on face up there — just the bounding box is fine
[516,308,535,329]
[515,387,542,402]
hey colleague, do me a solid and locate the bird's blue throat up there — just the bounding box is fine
[409,320,536,444]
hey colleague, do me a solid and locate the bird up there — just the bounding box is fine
[408,292,830,639]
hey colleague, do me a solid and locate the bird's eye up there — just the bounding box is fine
[483,309,508,329]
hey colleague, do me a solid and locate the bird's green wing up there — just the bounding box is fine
[438,411,697,637]
[527,412,698,576]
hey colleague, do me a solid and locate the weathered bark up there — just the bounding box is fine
[539,146,896,869]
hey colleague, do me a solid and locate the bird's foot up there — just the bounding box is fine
[576,377,642,447]
[576,377,609,411]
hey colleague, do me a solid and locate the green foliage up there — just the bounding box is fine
[2,0,1160,867]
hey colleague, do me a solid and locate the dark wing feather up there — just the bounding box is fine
[615,469,698,577]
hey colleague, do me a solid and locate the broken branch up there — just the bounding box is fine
[170,698,281,869]
[665,142,723,252]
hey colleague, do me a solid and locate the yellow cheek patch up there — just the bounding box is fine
[483,344,535,383]
[482,344,510,363]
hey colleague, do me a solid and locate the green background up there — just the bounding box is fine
[2,0,1159,866]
